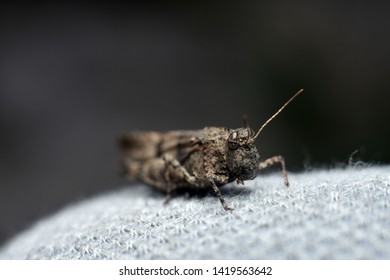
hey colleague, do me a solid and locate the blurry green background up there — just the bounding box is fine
[1,1,389,245]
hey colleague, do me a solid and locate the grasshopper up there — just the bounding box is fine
[119,89,303,211]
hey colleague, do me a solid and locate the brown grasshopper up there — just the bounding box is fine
[119,89,303,211]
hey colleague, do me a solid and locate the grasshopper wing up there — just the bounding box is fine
[119,131,201,162]
[119,132,164,161]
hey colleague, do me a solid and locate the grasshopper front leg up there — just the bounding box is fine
[259,155,289,187]
[210,180,234,211]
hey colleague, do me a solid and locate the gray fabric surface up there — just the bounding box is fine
[1,166,390,259]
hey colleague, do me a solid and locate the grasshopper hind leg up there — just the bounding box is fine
[120,158,142,179]
[136,154,198,203]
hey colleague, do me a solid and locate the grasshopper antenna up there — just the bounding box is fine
[252,89,304,140]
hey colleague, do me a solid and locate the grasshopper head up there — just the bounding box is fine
[227,127,260,181]
[226,89,303,183]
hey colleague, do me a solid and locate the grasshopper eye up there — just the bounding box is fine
[228,131,238,150]
[228,128,255,149]
[228,131,239,150]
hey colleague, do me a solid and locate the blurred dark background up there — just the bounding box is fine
[1,1,390,246]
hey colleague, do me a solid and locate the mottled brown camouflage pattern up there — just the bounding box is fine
[119,89,302,211]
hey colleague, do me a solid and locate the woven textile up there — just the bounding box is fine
[1,166,390,259]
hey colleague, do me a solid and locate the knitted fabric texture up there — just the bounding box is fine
[1,166,390,259]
